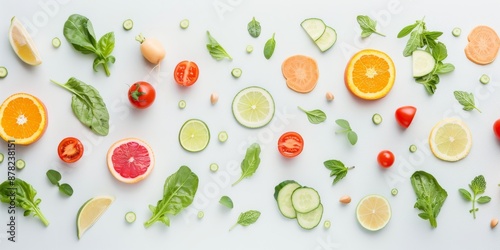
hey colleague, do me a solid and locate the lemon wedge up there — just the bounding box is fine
[8,17,42,66]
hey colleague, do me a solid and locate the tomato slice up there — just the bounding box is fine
[278,132,304,158]
[395,106,417,128]
[57,137,84,163]
[174,61,199,86]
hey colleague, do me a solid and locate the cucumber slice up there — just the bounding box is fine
[412,50,435,77]
[297,203,323,230]
[291,187,321,213]
[314,26,337,52]
[276,181,301,219]
[301,18,326,41]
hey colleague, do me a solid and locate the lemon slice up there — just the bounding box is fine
[429,118,472,162]
[356,194,391,231]
[232,86,275,128]
[179,119,210,152]
[8,17,42,66]
[76,195,114,239]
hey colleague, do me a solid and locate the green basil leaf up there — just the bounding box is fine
[230,210,261,230]
[63,14,97,54]
[432,42,447,62]
[435,62,455,74]
[97,32,115,57]
[206,31,232,61]
[264,33,276,59]
[347,131,358,145]
[247,17,261,38]
[423,31,443,40]
[58,183,74,196]
[403,30,421,57]
[397,22,418,38]
[335,119,350,130]
[219,196,234,209]
[46,169,61,185]
[298,106,326,124]
[232,143,261,186]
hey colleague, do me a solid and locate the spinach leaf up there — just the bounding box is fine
[144,166,199,228]
[410,171,448,228]
[247,17,261,38]
[51,77,110,136]
[63,14,115,76]
[264,33,276,59]
[232,143,261,186]
[219,196,234,209]
[0,179,49,226]
[46,169,61,185]
[298,106,326,124]
[206,31,232,61]
[229,210,261,231]
[356,15,385,38]
[58,183,74,197]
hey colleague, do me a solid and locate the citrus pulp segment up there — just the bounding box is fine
[429,118,472,162]
[344,49,395,100]
[231,86,275,128]
[0,93,48,145]
[9,17,42,66]
[179,119,210,152]
[107,138,155,184]
[356,194,391,231]
[76,195,114,239]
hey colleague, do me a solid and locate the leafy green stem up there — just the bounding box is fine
[471,192,478,219]
[50,79,94,109]
[229,222,238,231]
[33,205,49,226]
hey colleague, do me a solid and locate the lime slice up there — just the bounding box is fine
[77,195,114,239]
[232,86,275,128]
[356,194,391,231]
[179,119,210,152]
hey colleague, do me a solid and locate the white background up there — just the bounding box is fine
[1,0,500,249]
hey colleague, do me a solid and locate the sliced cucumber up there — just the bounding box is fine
[314,26,337,52]
[296,203,323,230]
[125,211,136,223]
[291,187,320,213]
[276,181,302,219]
[412,50,435,77]
[301,18,326,41]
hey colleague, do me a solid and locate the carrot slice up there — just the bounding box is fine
[281,55,319,93]
[464,25,500,65]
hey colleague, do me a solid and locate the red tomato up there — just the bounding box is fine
[58,137,84,163]
[493,119,500,140]
[174,61,199,86]
[278,132,304,158]
[128,81,156,109]
[377,150,394,168]
[395,106,417,128]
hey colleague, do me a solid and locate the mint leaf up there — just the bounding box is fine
[454,91,481,113]
[298,106,326,124]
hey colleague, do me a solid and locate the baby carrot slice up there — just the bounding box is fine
[281,55,319,93]
[464,25,500,65]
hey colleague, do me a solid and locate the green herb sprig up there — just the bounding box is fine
[298,106,326,124]
[229,210,261,231]
[454,91,481,113]
[459,175,491,219]
[323,160,354,184]
[232,143,261,186]
[335,119,358,145]
[356,15,385,38]
[46,169,73,196]
[0,179,49,226]
[206,31,232,61]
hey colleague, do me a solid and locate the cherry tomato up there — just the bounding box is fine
[493,119,500,140]
[377,150,395,168]
[58,137,84,163]
[128,81,156,109]
[174,60,199,87]
[278,132,304,158]
[395,106,417,128]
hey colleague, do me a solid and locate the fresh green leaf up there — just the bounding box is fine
[219,196,234,209]
[206,31,232,61]
[459,175,490,219]
[323,160,354,184]
[415,74,439,95]
[46,169,61,185]
[356,15,385,38]
[97,32,115,57]
[229,210,261,231]
[477,196,491,204]
[247,17,261,38]
[347,131,358,145]
[51,77,110,136]
[58,183,74,196]
[459,188,472,201]
[335,119,357,145]
[403,30,421,57]
[435,62,455,74]
[298,106,326,124]
[453,91,481,113]
[0,179,49,226]
[423,31,443,40]
[264,33,276,59]
[432,42,447,62]
[411,171,448,228]
[144,166,199,228]
[232,143,261,186]
[397,22,419,38]
[335,119,350,130]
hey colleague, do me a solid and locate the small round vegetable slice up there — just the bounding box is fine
[125,211,136,223]
[15,159,26,170]
[246,45,254,53]
[278,132,304,158]
[0,66,8,78]
[180,19,190,29]
[174,61,199,87]
[409,144,417,153]
[0,153,4,163]
[377,150,394,168]
[123,19,134,30]
[178,100,186,109]
[231,68,242,78]
[52,37,61,48]
[372,113,382,125]
[395,106,417,128]
[480,74,490,84]
[391,188,398,196]
[291,187,320,213]
[323,220,331,229]
[452,27,461,37]
[465,25,500,65]
[197,211,204,219]
[58,137,84,163]
[218,131,228,142]
[209,163,219,172]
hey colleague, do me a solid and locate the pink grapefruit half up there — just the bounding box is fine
[107,138,155,184]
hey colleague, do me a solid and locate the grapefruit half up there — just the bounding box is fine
[107,138,155,184]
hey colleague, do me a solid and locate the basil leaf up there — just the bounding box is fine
[63,14,97,54]
[230,210,261,231]
[232,143,261,186]
[411,171,448,228]
[52,77,110,136]
[423,31,443,40]
[335,119,350,130]
[46,169,61,185]
[58,183,74,197]
[97,32,115,57]
[298,106,326,124]
[323,160,354,184]
[264,33,276,59]
[206,31,232,61]
[403,30,421,57]
[347,131,358,145]
[432,42,447,62]
[219,196,234,209]
[397,22,418,38]
[247,17,261,38]
[0,179,49,226]
[144,166,199,228]
[435,62,455,74]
